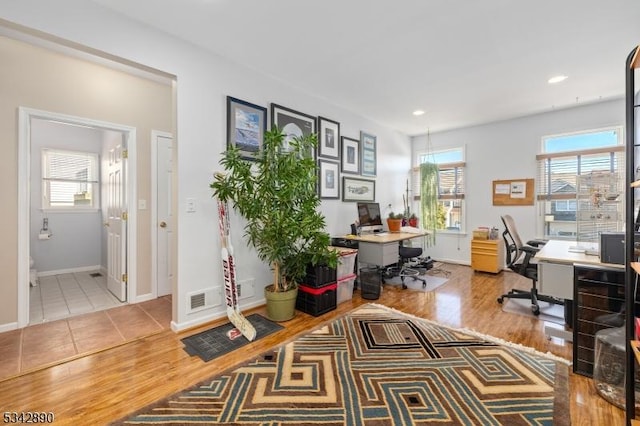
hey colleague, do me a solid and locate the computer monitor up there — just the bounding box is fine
[357,202,383,233]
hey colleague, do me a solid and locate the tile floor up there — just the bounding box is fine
[29,271,125,324]
[0,295,172,382]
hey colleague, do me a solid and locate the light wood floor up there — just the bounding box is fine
[0,263,626,425]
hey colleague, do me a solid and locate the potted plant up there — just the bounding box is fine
[387,212,403,232]
[210,128,338,322]
[408,213,419,228]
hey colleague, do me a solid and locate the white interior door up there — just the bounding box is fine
[156,134,173,297]
[106,135,127,302]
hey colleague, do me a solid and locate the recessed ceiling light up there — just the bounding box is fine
[548,75,568,84]
[412,110,425,116]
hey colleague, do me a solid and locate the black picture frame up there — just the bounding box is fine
[340,136,360,175]
[317,117,340,160]
[342,176,375,202]
[271,103,317,158]
[360,131,377,176]
[226,96,267,160]
[318,160,340,199]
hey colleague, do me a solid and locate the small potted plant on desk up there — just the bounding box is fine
[387,212,403,233]
[408,213,419,228]
[211,128,338,322]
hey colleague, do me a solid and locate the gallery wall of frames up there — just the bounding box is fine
[226,95,378,203]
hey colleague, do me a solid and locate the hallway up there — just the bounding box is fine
[0,295,171,382]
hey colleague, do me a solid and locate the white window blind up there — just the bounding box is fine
[412,157,466,231]
[536,146,625,201]
[42,148,99,209]
[536,127,624,240]
[411,162,466,200]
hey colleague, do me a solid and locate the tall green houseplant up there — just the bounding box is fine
[210,128,337,319]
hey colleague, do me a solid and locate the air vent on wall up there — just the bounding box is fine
[190,293,205,310]
[186,288,219,314]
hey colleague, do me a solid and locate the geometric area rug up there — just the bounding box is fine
[114,303,571,425]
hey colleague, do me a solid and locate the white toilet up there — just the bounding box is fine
[29,256,38,287]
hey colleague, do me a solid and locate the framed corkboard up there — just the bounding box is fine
[492,178,534,206]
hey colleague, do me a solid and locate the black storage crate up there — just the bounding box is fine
[303,264,337,288]
[296,283,337,316]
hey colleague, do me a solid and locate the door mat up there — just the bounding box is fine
[502,298,565,325]
[181,313,283,362]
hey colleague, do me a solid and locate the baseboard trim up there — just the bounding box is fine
[38,265,103,277]
[171,300,265,332]
[0,322,18,333]
[434,258,470,267]
[133,293,155,304]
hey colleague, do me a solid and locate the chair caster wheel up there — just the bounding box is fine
[497,297,504,304]
[422,282,426,288]
[532,306,540,315]
[402,284,407,290]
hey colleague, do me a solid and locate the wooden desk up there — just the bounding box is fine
[344,231,429,268]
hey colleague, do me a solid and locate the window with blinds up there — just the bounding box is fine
[413,147,466,231]
[536,127,624,239]
[42,148,100,209]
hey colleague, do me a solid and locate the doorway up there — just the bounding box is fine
[18,107,138,328]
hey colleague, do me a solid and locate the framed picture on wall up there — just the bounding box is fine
[340,136,360,174]
[271,103,317,158]
[342,176,375,202]
[317,117,340,159]
[318,160,340,199]
[360,131,377,176]
[226,96,267,160]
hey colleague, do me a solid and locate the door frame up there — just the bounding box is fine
[150,130,174,298]
[17,107,138,328]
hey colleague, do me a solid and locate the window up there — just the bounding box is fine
[42,148,100,210]
[536,127,624,239]
[414,147,465,232]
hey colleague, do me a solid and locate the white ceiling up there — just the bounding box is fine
[90,0,640,135]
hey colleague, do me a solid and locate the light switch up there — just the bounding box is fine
[138,199,147,210]
[186,198,196,213]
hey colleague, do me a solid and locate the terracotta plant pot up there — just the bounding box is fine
[408,217,419,227]
[387,218,402,233]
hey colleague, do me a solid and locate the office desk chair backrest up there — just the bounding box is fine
[501,214,526,273]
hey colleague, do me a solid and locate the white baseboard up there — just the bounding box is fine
[38,265,103,277]
[170,300,265,333]
[0,322,18,333]
[133,293,155,304]
[434,258,470,267]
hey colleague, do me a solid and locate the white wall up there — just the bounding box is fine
[0,1,411,330]
[412,98,625,265]
[30,119,103,273]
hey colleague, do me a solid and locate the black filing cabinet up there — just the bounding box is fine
[573,263,626,377]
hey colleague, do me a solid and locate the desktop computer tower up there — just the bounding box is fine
[599,232,640,265]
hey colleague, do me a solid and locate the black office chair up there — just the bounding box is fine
[398,246,427,289]
[496,214,562,315]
